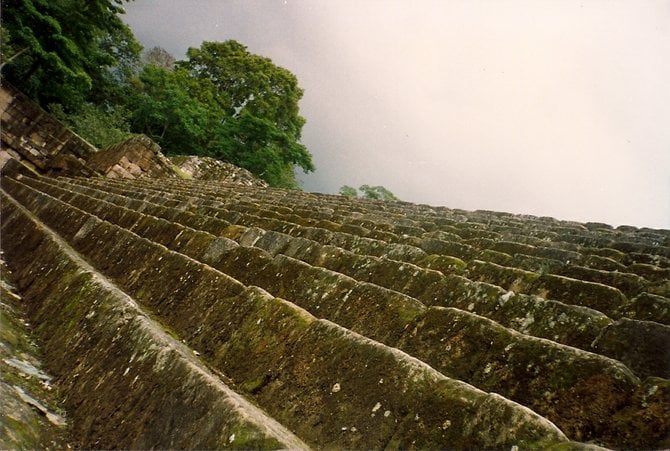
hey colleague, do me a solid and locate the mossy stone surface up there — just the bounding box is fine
[5,172,670,449]
[592,318,670,379]
[0,265,70,450]
[1,192,307,450]
[616,292,670,325]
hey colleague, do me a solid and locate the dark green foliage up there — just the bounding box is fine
[128,65,212,156]
[1,0,141,148]
[129,41,314,188]
[1,0,141,111]
[2,3,313,188]
[209,112,311,188]
[179,41,306,142]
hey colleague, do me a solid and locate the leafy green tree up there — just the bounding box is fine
[1,0,140,110]
[178,41,314,178]
[180,41,305,136]
[0,25,25,67]
[359,185,399,201]
[129,40,314,188]
[128,65,213,156]
[3,3,313,189]
[209,111,310,188]
[88,20,142,106]
[339,185,358,197]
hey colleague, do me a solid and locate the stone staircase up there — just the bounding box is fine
[2,172,669,449]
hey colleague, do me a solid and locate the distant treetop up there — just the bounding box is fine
[339,184,399,201]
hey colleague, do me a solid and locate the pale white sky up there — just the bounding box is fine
[123,0,670,229]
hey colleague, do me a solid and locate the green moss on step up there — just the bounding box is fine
[420,254,467,274]
[170,164,193,179]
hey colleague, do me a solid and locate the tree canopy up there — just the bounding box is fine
[180,41,306,141]
[128,64,212,156]
[130,41,314,187]
[2,3,314,188]
[359,185,398,201]
[1,0,141,110]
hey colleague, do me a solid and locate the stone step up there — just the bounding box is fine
[612,241,670,259]
[466,260,628,317]
[503,253,565,273]
[616,292,670,326]
[43,178,660,349]
[63,178,604,302]
[627,263,670,287]
[6,180,623,365]
[155,182,592,257]
[52,177,670,355]
[138,176,670,241]
[1,183,578,449]
[394,306,640,443]
[0,191,309,450]
[105,176,670,294]
[582,253,629,271]
[37,178,670,362]
[26,177,616,353]
[71,177,670,288]
[76,178,538,243]
[6,176,669,448]
[592,318,670,380]
[555,265,652,298]
[177,180,666,248]
[435,275,614,350]
[61,177,433,263]
[624,252,670,269]
[481,247,663,298]
[0,259,69,449]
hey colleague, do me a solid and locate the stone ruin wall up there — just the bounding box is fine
[0,83,269,185]
[0,82,173,179]
[0,83,98,176]
[170,155,269,187]
[86,135,179,179]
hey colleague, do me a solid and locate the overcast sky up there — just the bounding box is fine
[122,0,670,229]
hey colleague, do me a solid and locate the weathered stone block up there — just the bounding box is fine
[592,318,670,379]
[398,306,639,442]
[616,292,670,325]
[531,274,627,316]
